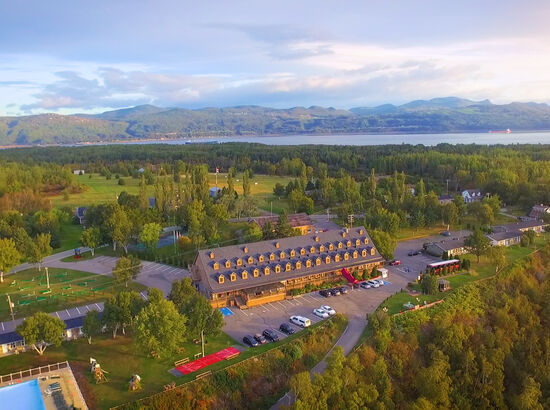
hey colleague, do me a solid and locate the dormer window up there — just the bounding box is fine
[285,262,291,272]
[344,252,349,261]
[230,272,237,282]
[290,249,296,257]
[316,257,321,266]
[306,259,312,268]
[300,248,306,256]
[213,262,219,270]
[364,238,369,245]
[247,256,254,264]
[253,268,260,277]
[314,236,319,242]
[342,231,346,238]
[310,246,315,253]
[275,264,281,273]
[325,256,331,264]
[259,255,265,263]
[361,249,367,257]
[243,246,248,254]
[269,253,275,261]
[370,247,376,256]
[209,252,215,259]
[264,266,270,275]
[275,242,280,248]
[355,239,361,247]
[236,258,242,266]
[224,260,231,269]
[218,274,225,284]
[337,242,343,249]
[279,251,285,259]
[335,254,341,262]
[359,229,364,235]
[242,270,248,280]
[353,250,358,258]
[329,244,334,251]
[295,261,302,270]
[346,240,351,247]
[319,245,325,252]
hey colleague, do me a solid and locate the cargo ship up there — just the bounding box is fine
[488,129,512,134]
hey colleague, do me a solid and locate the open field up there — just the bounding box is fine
[0,268,146,321]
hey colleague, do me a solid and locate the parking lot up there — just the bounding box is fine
[222,274,408,343]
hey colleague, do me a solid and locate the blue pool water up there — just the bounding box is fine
[0,379,46,410]
[219,307,234,316]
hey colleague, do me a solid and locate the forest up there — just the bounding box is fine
[290,242,550,409]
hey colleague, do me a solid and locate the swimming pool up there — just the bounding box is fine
[0,379,46,410]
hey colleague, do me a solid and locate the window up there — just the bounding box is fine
[337,242,343,249]
[243,246,248,254]
[329,244,334,251]
[264,266,270,275]
[346,240,351,247]
[279,251,285,259]
[306,259,312,268]
[236,258,242,266]
[364,238,369,244]
[319,245,325,252]
[225,260,231,268]
[310,246,315,253]
[242,270,248,279]
[253,268,259,277]
[359,229,364,235]
[300,248,306,256]
[361,249,367,257]
[209,252,215,259]
[335,254,340,262]
[259,255,265,262]
[248,256,254,264]
[344,252,349,260]
[296,261,302,269]
[275,265,281,273]
[286,263,291,272]
[213,262,219,270]
[353,250,358,258]
[275,242,280,248]
[316,257,321,266]
[218,274,225,284]
[314,235,319,242]
[355,239,361,247]
[290,250,296,257]
[269,253,275,261]
[325,256,331,264]
[230,272,237,282]
[370,247,375,255]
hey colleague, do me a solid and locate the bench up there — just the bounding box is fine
[195,371,211,380]
[225,352,239,361]
[174,357,189,367]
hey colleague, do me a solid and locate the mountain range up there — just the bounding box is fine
[1,97,550,146]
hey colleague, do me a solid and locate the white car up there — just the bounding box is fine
[360,281,371,289]
[321,305,336,315]
[366,280,380,288]
[290,315,311,327]
[313,308,329,319]
[374,279,385,286]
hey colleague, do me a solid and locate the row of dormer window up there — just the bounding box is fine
[209,238,370,268]
[214,247,376,284]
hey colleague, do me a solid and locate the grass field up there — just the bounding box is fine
[0,268,146,321]
[56,222,84,252]
[0,314,345,409]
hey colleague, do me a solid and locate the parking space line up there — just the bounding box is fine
[240,309,249,317]
[75,307,81,314]
[85,305,90,311]
[276,301,287,309]
[292,299,302,305]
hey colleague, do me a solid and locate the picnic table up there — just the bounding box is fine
[9,280,16,287]
[77,282,88,287]
[92,286,106,292]
[62,285,72,290]
[36,297,47,302]
[19,286,32,291]
[40,289,52,295]
[19,300,32,306]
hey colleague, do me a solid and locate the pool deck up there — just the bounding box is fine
[0,365,87,410]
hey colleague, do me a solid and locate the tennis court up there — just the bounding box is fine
[176,347,241,375]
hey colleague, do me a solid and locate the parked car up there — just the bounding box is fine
[243,335,259,347]
[388,260,401,266]
[360,281,372,289]
[366,280,380,288]
[321,305,336,315]
[407,251,415,256]
[440,231,451,237]
[254,333,267,344]
[338,286,349,294]
[313,308,329,318]
[331,288,341,296]
[280,322,295,335]
[374,279,385,286]
[263,328,280,342]
[290,315,312,327]
[319,289,332,298]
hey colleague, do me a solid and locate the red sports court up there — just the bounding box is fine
[176,347,241,375]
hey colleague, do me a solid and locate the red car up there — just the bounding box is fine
[388,260,401,266]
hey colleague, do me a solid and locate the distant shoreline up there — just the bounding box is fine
[2,129,550,149]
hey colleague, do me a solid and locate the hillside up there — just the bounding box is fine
[1,98,550,145]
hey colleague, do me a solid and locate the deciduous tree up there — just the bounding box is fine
[0,238,21,283]
[16,312,65,355]
[80,226,101,256]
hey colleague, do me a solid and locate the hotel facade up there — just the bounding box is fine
[191,226,385,308]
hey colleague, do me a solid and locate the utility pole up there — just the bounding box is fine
[326,208,330,222]
[7,295,15,321]
[348,214,355,229]
[201,329,205,358]
[45,266,50,289]
[446,179,450,195]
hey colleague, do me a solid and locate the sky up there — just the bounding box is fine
[1,0,550,115]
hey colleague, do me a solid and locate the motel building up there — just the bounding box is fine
[191,227,385,308]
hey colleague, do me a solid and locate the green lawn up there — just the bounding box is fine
[55,222,84,252]
[0,268,146,321]
[379,291,441,315]
[0,315,344,409]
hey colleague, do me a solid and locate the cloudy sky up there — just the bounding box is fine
[1,0,549,115]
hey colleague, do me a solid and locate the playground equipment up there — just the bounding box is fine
[128,374,142,391]
[74,248,82,259]
[90,358,109,383]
